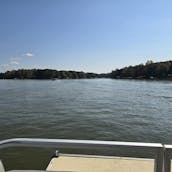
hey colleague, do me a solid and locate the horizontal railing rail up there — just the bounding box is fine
[0,138,164,172]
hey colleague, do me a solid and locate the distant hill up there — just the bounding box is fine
[111,60,172,79]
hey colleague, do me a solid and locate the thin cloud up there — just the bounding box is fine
[10,61,20,65]
[0,63,10,67]
[0,60,20,68]
[0,51,33,68]
[24,53,34,57]
[10,57,21,61]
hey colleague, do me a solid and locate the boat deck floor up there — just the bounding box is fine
[46,155,154,172]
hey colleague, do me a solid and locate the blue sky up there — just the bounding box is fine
[0,0,172,73]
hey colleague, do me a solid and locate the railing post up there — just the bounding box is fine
[164,153,171,172]
[164,145,172,172]
[154,147,164,172]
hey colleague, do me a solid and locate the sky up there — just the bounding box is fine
[0,0,172,73]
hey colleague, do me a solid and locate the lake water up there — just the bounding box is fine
[1,79,172,170]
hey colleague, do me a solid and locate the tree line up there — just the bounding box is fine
[1,60,172,80]
[111,60,172,79]
[0,69,102,79]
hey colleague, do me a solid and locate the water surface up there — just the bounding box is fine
[0,79,172,169]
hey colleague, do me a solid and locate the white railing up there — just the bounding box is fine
[0,138,165,172]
